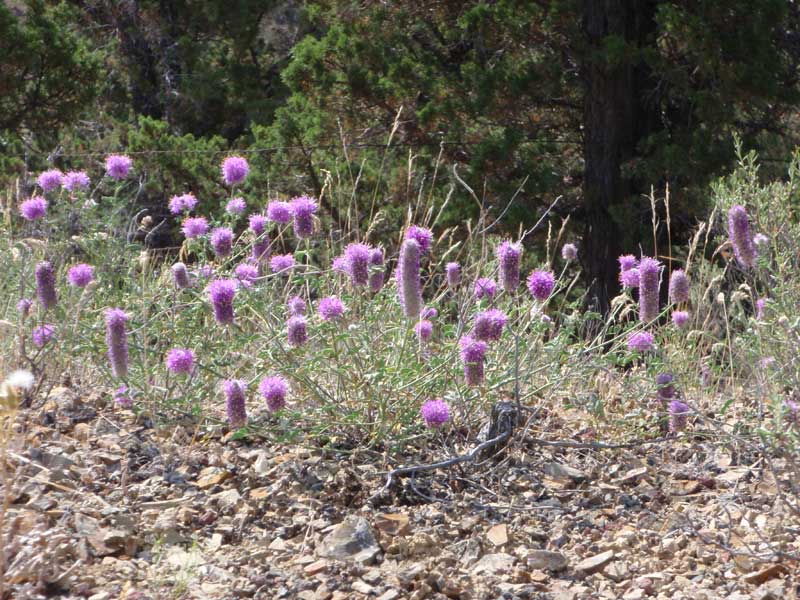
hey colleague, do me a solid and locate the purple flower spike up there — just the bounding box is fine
[497,241,522,293]
[17,298,32,317]
[460,335,488,386]
[638,257,661,323]
[318,296,345,321]
[105,154,133,180]
[446,262,461,288]
[756,297,767,320]
[421,399,450,428]
[35,261,57,310]
[208,279,238,325]
[369,248,385,293]
[105,308,129,378]
[165,348,195,374]
[267,201,292,224]
[270,254,295,274]
[561,243,578,261]
[222,155,249,186]
[287,315,308,347]
[728,205,757,269]
[405,225,433,254]
[234,263,259,288]
[32,324,55,347]
[618,255,638,272]
[287,296,306,316]
[672,310,690,329]
[249,214,267,236]
[226,197,246,215]
[421,307,438,320]
[37,169,62,192]
[252,237,271,266]
[223,380,247,428]
[668,269,689,304]
[182,216,208,239]
[627,331,655,352]
[397,238,423,319]
[259,376,288,412]
[669,400,690,433]
[20,196,48,220]
[62,171,90,192]
[474,278,497,300]
[472,309,508,343]
[344,242,372,286]
[290,196,318,239]
[67,263,94,288]
[415,319,433,342]
[656,373,675,404]
[620,268,640,289]
[527,270,555,301]
[210,227,234,258]
[172,262,192,289]
[169,193,198,215]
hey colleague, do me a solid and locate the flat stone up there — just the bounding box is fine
[352,581,374,595]
[575,550,615,574]
[743,564,787,585]
[471,552,516,575]
[303,560,328,575]
[543,462,589,483]
[317,516,381,564]
[527,550,568,571]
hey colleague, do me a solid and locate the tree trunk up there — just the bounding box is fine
[581,0,658,314]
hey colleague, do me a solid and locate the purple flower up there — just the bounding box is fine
[561,243,578,261]
[208,279,237,325]
[446,262,461,288]
[37,169,62,192]
[62,171,90,192]
[270,254,295,274]
[474,278,497,300]
[267,201,292,224]
[20,196,48,220]
[668,400,690,433]
[165,348,195,374]
[421,307,438,320]
[618,255,638,272]
[754,233,769,246]
[638,257,661,323]
[32,324,55,347]
[344,242,372,286]
[668,269,689,304]
[756,297,768,320]
[287,315,308,347]
[210,227,234,258]
[672,310,690,329]
[785,399,800,426]
[405,225,433,254]
[369,248,385,293]
[527,270,555,301]
[17,298,32,317]
[728,204,757,269]
[620,268,640,289]
[318,296,345,321]
[196,264,214,280]
[172,262,192,289]
[105,154,133,180]
[105,308,129,378]
[421,399,450,428]
[252,237,271,265]
[223,380,247,428]
[114,385,133,408]
[169,193,198,215]
[222,155,249,186]
[287,296,306,316]
[182,216,208,239]
[656,373,675,404]
[67,263,94,288]
[226,197,247,215]
[249,214,268,235]
[415,319,433,342]
[234,263,259,287]
[497,241,522,293]
[396,239,422,319]
[290,196,318,239]
[460,336,488,386]
[332,255,348,274]
[259,376,288,412]
[472,309,508,343]
[35,261,57,310]
[627,331,655,352]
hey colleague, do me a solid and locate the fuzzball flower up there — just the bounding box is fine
[344,242,371,286]
[669,400,690,433]
[234,263,259,287]
[20,196,48,220]
[252,237,270,265]
[17,298,32,317]
[287,296,306,316]
[672,310,690,329]
[165,348,195,374]
[259,376,288,412]
[497,241,522,292]
[105,154,133,180]
[405,225,433,254]
[223,380,247,428]
[638,257,661,323]
[249,214,267,235]
[32,324,55,347]
[62,171,90,191]
[561,243,578,261]
[267,201,292,224]
[656,373,675,404]
[472,309,508,343]
[618,255,638,272]
[289,196,318,239]
[421,307,438,320]
[318,296,345,321]
[369,248,385,293]
[415,319,433,342]
[226,197,246,215]
[67,263,94,288]
[210,227,234,258]
[396,239,422,319]
[527,270,555,301]
[287,315,308,347]
[222,156,249,186]
[728,204,757,269]
[105,308,129,378]
[208,279,237,325]
[182,216,208,239]
[620,268,640,289]
[172,262,192,289]
[756,297,767,320]
[332,255,348,274]
[474,278,497,300]
[37,169,62,192]
[668,269,689,304]
[446,262,461,288]
[421,399,450,428]
[627,331,655,352]
[460,335,488,386]
[114,386,133,408]
[270,254,295,274]
[35,261,57,310]
[169,193,198,215]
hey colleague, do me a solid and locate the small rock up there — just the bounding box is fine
[377,591,400,600]
[574,550,615,574]
[743,564,787,585]
[304,560,328,576]
[527,550,568,572]
[214,489,241,511]
[486,524,508,547]
[317,516,381,564]
[374,513,410,536]
[471,552,516,575]
[352,580,373,595]
[196,467,230,489]
[543,462,589,483]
